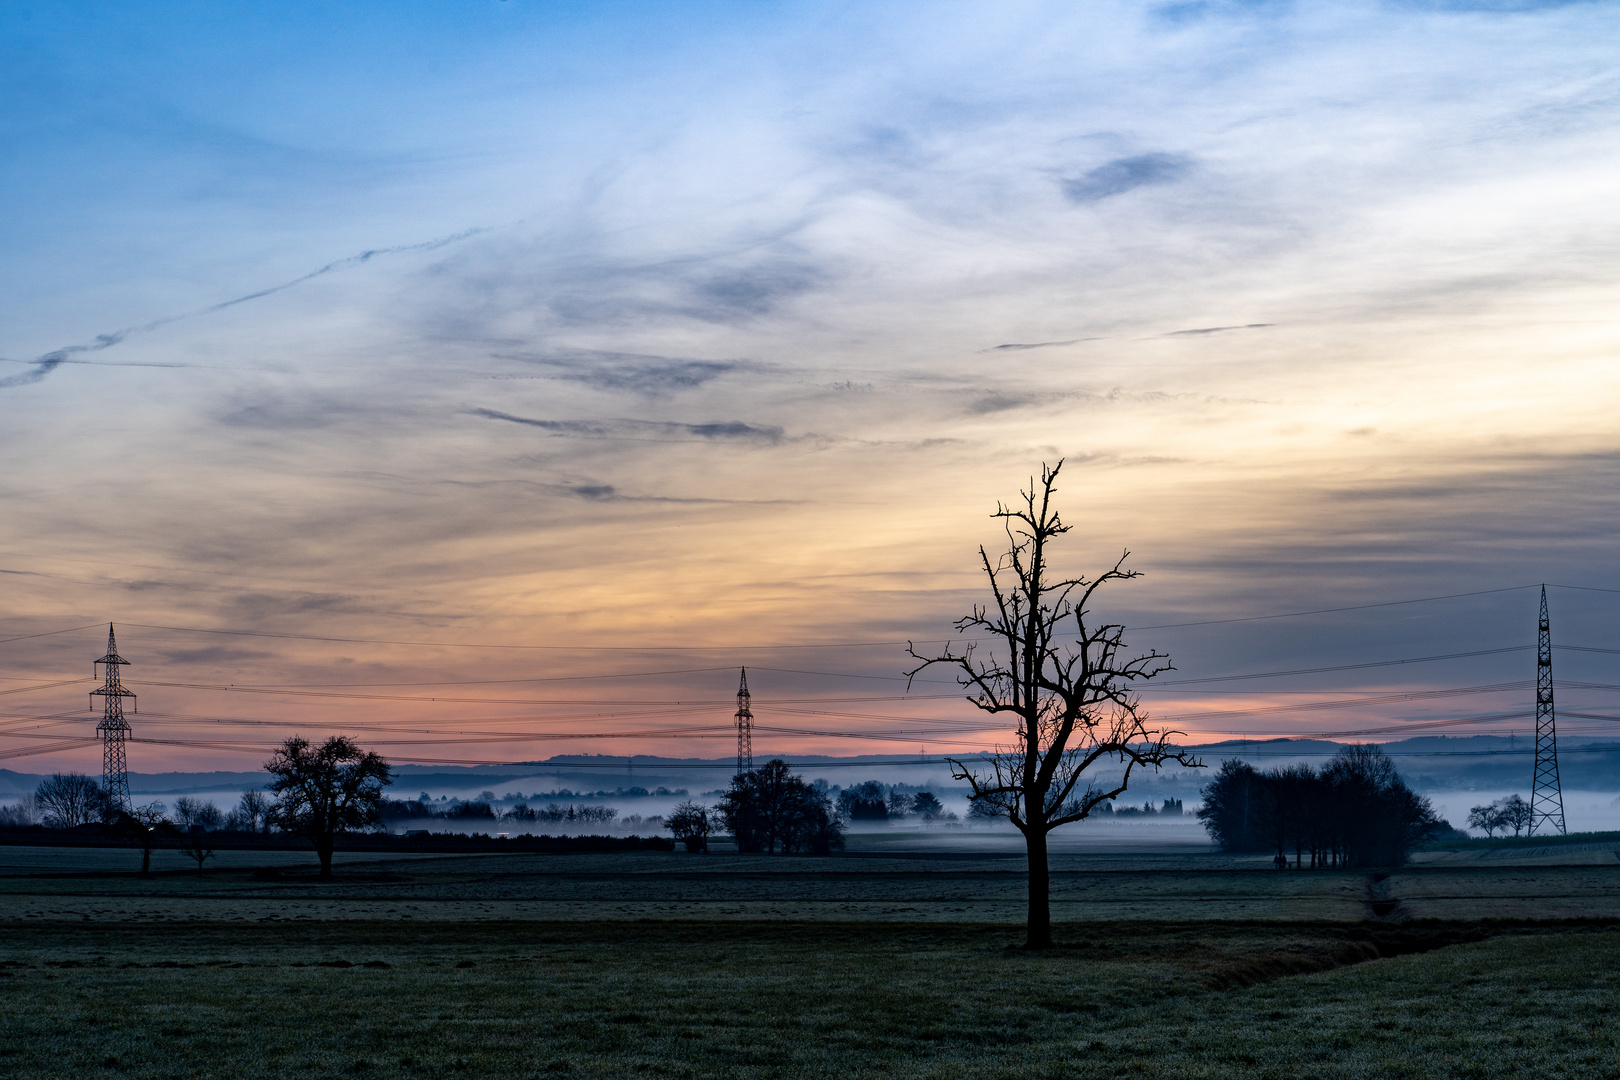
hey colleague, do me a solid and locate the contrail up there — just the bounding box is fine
[0,225,488,390]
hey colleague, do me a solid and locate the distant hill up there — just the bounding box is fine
[3,736,1616,797]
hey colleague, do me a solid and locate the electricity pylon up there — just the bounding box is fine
[91,623,136,814]
[1529,586,1566,836]
[735,667,753,775]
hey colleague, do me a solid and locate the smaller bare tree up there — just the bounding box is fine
[0,795,36,827]
[1466,802,1503,838]
[115,803,173,875]
[238,790,272,832]
[225,790,272,832]
[179,825,214,875]
[173,797,222,831]
[909,461,1199,948]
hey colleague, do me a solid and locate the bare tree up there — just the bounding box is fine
[35,773,113,828]
[265,735,393,878]
[908,462,1199,948]
[179,825,214,875]
[0,795,36,827]
[1497,794,1532,837]
[225,790,272,832]
[125,804,172,875]
[173,796,222,831]
[1466,802,1503,838]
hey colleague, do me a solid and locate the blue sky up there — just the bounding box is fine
[5,1,1620,769]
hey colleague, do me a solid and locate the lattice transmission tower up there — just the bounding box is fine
[735,667,753,775]
[1529,586,1566,836]
[91,623,136,814]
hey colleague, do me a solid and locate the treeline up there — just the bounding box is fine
[1197,745,1443,868]
[378,797,626,825]
[836,781,955,822]
[1,777,653,833]
[966,794,1184,821]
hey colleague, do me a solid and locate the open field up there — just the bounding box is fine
[4,918,1619,1078]
[1,836,1618,923]
[3,839,1619,1077]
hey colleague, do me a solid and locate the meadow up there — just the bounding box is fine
[2,836,1617,1078]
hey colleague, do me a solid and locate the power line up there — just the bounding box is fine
[1132,585,1537,630]
[0,582,1567,655]
[1154,646,1530,685]
[123,622,937,651]
[0,624,102,645]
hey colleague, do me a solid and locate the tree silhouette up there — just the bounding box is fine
[35,773,113,828]
[909,462,1198,948]
[665,801,713,852]
[109,803,173,874]
[265,736,393,878]
[1200,747,1439,866]
[718,760,842,854]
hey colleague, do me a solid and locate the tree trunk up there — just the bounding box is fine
[1024,826,1052,949]
[140,842,151,875]
[317,835,335,879]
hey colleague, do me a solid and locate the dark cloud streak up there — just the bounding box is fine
[1062,152,1192,203]
[473,408,785,444]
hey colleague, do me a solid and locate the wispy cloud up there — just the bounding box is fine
[503,352,748,397]
[985,338,1099,352]
[1160,324,1274,337]
[0,226,487,391]
[472,408,785,444]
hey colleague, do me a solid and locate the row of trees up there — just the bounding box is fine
[18,774,286,835]
[1197,746,1441,868]
[378,797,619,824]
[835,782,954,822]
[1468,794,1532,837]
[1,736,392,879]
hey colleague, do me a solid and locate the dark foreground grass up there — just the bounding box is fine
[2,919,1617,1079]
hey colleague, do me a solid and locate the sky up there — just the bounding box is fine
[5,0,1620,775]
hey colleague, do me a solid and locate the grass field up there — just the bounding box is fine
[3,840,1618,1078]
